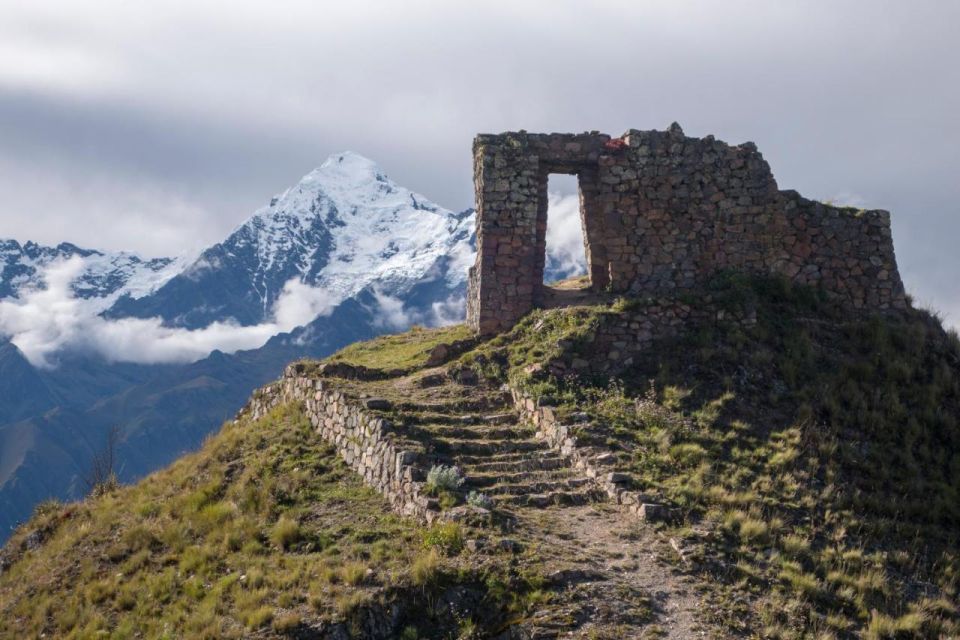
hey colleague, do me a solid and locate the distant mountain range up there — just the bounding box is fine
[0,152,481,542]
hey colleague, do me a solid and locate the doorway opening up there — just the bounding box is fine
[543,173,588,287]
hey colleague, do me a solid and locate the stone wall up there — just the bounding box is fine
[467,123,906,334]
[240,364,441,523]
[512,387,669,523]
[524,298,755,380]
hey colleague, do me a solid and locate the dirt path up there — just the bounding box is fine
[508,502,706,639]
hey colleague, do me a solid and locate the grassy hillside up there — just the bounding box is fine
[2,274,958,639]
[463,274,960,638]
[0,402,542,639]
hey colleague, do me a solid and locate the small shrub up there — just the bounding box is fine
[467,491,493,509]
[245,606,274,629]
[270,516,301,550]
[458,618,479,638]
[422,522,464,555]
[137,502,160,518]
[32,498,63,519]
[780,534,810,558]
[123,525,157,553]
[438,491,459,509]
[669,442,707,466]
[738,518,770,544]
[425,465,464,493]
[319,564,340,585]
[335,591,369,617]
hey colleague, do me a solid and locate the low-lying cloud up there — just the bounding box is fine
[545,193,588,280]
[0,195,588,367]
[368,288,466,333]
[0,257,338,368]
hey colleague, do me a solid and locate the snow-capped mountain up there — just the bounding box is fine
[0,152,476,543]
[0,240,183,303]
[108,152,474,329]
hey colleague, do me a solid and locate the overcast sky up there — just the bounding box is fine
[0,1,957,322]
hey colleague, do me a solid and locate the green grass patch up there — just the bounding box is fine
[327,323,473,371]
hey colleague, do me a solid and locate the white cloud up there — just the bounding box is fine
[544,192,587,280]
[368,288,466,333]
[272,279,337,329]
[0,258,337,367]
[430,294,467,327]
[0,0,957,323]
[370,288,413,332]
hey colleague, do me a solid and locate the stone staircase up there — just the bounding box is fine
[384,387,604,512]
[255,364,705,637]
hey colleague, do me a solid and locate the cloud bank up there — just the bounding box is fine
[0,256,477,368]
[0,1,957,324]
[0,258,337,367]
[0,186,606,367]
[545,193,588,280]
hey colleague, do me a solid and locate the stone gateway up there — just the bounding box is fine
[466,124,906,334]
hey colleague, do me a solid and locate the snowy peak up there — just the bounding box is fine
[225,150,473,303]
[0,238,183,302]
[107,153,476,330]
[255,151,440,226]
[310,151,389,191]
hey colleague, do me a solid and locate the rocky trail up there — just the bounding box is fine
[354,367,710,638]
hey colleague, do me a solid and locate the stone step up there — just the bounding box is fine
[470,477,593,496]
[398,412,485,426]
[405,424,531,442]
[430,437,547,456]
[463,468,578,487]
[492,488,603,508]
[455,452,567,470]
[393,396,510,414]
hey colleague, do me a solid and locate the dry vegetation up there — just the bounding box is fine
[3,274,958,639]
[490,274,960,638]
[0,403,541,638]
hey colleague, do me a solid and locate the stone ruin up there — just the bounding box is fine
[466,123,906,334]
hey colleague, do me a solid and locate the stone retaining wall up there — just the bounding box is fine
[240,364,440,523]
[512,388,668,522]
[510,302,758,520]
[533,299,754,379]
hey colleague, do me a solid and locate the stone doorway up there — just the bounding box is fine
[535,163,608,308]
[541,173,588,286]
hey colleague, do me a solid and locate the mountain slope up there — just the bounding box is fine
[463,274,960,638]
[3,276,958,638]
[0,403,545,639]
[0,289,406,538]
[0,340,55,425]
[107,152,474,329]
[0,154,476,543]
[0,239,181,302]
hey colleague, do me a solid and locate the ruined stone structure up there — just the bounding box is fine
[467,123,906,334]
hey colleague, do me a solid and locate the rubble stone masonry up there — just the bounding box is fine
[467,124,906,334]
[241,364,440,523]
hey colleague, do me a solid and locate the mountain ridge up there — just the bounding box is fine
[106,151,474,330]
[0,153,480,543]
